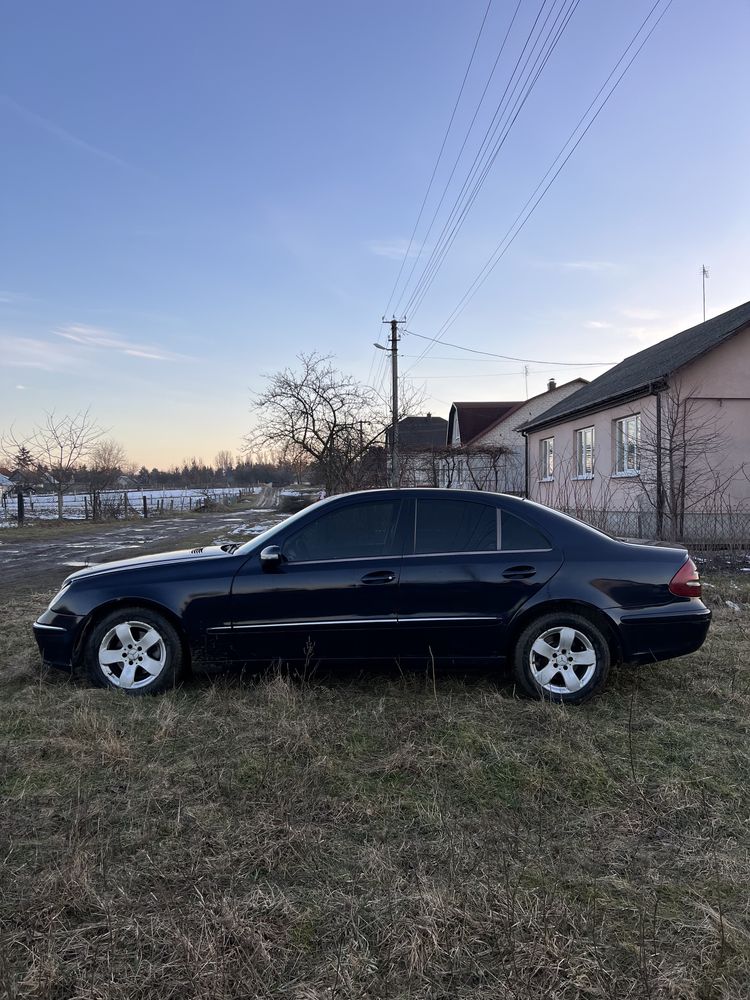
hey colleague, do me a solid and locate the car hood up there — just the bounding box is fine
[64,545,233,583]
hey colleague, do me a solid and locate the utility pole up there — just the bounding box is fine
[375,318,402,487]
[701,265,709,322]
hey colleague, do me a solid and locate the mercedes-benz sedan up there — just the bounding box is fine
[33,489,710,703]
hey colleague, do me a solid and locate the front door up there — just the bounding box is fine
[229,497,406,662]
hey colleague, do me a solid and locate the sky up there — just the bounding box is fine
[2,0,749,468]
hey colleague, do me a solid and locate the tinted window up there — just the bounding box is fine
[501,511,550,550]
[284,501,400,562]
[415,499,497,554]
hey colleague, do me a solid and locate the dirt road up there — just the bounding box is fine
[0,507,286,592]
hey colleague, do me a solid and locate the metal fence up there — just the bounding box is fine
[560,507,750,546]
[0,487,256,524]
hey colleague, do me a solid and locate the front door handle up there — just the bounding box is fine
[502,565,536,579]
[361,570,397,585]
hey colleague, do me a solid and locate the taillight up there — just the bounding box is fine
[669,557,701,598]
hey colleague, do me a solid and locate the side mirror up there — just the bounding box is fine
[260,544,284,570]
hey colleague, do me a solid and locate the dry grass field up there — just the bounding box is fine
[1,567,749,999]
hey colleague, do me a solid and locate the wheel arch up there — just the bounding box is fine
[73,597,192,670]
[507,599,623,665]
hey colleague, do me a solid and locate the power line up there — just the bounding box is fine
[400,0,581,320]
[404,328,617,365]
[404,0,674,373]
[382,0,494,319]
[392,0,525,317]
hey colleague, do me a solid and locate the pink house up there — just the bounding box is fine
[521,300,750,542]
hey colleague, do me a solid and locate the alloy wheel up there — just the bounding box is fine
[98,620,168,690]
[528,625,597,696]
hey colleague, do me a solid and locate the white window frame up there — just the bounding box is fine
[574,426,595,479]
[613,414,640,476]
[539,437,554,481]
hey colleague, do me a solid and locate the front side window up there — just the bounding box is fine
[540,437,554,480]
[614,414,640,474]
[415,498,497,554]
[284,501,400,562]
[575,426,595,477]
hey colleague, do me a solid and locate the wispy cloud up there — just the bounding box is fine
[0,95,136,171]
[15,384,26,390]
[54,323,190,361]
[532,259,617,274]
[557,260,615,272]
[585,320,612,329]
[621,307,662,321]
[0,290,26,305]
[1,323,191,372]
[0,334,79,371]
[366,238,426,261]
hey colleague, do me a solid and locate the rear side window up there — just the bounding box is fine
[415,498,498,554]
[501,511,550,550]
[284,500,401,562]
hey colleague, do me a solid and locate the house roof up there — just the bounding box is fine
[388,414,448,450]
[447,401,523,446]
[521,299,750,433]
[0,473,12,488]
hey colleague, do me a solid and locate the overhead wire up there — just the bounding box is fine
[404,328,617,365]
[399,0,581,320]
[382,0,494,320]
[391,0,526,316]
[404,0,674,374]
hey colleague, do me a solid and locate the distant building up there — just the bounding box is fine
[385,414,449,486]
[443,379,587,493]
[521,300,750,541]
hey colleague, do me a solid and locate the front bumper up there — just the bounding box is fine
[33,610,86,671]
[610,603,711,664]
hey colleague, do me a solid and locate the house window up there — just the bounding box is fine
[575,426,595,477]
[614,414,640,475]
[540,437,554,480]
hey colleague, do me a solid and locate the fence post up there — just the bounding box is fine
[142,496,148,519]
[84,495,88,520]
[16,489,25,525]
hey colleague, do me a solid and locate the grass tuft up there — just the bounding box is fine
[1,574,749,997]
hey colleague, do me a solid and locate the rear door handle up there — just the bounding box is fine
[361,570,397,585]
[502,565,536,579]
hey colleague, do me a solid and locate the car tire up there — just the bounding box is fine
[85,606,183,695]
[513,612,611,704]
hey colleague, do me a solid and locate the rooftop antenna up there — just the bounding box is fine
[701,264,709,322]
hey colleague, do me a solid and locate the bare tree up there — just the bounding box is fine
[214,450,234,479]
[86,439,127,520]
[638,380,744,541]
[248,353,422,493]
[24,410,104,519]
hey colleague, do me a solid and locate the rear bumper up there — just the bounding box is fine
[610,603,711,664]
[33,611,85,671]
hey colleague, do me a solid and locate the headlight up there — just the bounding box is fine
[49,580,72,611]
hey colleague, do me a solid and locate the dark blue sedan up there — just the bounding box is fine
[33,489,710,703]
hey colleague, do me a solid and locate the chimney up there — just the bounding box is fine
[547,378,557,392]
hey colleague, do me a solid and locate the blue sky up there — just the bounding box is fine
[2,0,748,467]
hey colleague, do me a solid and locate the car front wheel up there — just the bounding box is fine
[85,606,183,694]
[513,612,611,704]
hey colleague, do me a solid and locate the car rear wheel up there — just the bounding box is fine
[513,612,610,704]
[85,606,183,694]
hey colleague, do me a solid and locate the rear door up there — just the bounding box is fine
[397,495,562,659]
